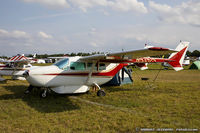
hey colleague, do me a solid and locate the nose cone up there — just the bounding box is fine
[26,65,60,87]
[26,67,44,87]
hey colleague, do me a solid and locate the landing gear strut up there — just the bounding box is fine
[93,82,106,97]
[24,85,33,94]
[24,85,50,98]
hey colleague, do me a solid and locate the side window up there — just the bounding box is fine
[86,63,106,71]
[70,62,86,70]
[87,63,92,69]
[87,63,98,70]
[99,63,106,70]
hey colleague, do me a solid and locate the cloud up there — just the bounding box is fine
[120,24,200,50]
[0,29,33,55]
[149,1,200,26]
[12,30,29,38]
[38,31,52,39]
[23,12,70,21]
[0,29,58,56]
[109,0,147,13]
[22,0,147,14]
[70,0,147,13]
[22,0,70,8]
[89,42,98,47]
[69,0,108,12]
[0,29,9,35]
[0,29,30,39]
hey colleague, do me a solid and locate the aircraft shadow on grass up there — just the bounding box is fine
[104,86,133,93]
[0,85,80,113]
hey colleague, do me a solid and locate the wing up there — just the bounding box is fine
[80,46,177,63]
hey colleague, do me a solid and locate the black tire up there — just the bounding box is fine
[97,90,106,97]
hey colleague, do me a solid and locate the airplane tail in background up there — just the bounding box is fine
[33,53,37,58]
[168,41,190,71]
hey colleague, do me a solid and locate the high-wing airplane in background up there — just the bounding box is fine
[23,41,189,98]
[0,55,35,81]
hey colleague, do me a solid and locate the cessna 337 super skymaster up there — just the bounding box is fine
[23,41,189,98]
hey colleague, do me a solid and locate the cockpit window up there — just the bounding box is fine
[54,58,69,69]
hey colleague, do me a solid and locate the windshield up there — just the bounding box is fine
[54,58,69,69]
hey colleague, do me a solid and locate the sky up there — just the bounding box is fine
[0,0,199,56]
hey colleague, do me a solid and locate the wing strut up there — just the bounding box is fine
[85,61,96,84]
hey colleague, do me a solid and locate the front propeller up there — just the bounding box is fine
[23,70,29,77]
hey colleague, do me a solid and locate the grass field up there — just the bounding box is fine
[0,65,200,132]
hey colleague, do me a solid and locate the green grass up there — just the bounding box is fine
[0,67,200,132]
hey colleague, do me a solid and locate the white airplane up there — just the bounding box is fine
[0,55,34,81]
[23,42,189,98]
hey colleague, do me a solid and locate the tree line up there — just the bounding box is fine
[186,50,200,57]
[28,52,105,59]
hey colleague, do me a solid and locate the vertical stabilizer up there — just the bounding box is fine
[168,42,190,71]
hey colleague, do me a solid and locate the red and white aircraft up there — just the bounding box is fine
[134,42,189,71]
[23,42,189,97]
[0,55,33,81]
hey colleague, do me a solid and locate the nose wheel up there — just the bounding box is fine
[40,89,48,98]
[25,85,50,98]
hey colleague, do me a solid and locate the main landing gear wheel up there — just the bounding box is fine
[97,90,106,97]
[40,89,48,98]
[93,82,106,97]
[24,85,33,94]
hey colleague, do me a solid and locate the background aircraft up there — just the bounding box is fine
[0,55,33,81]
